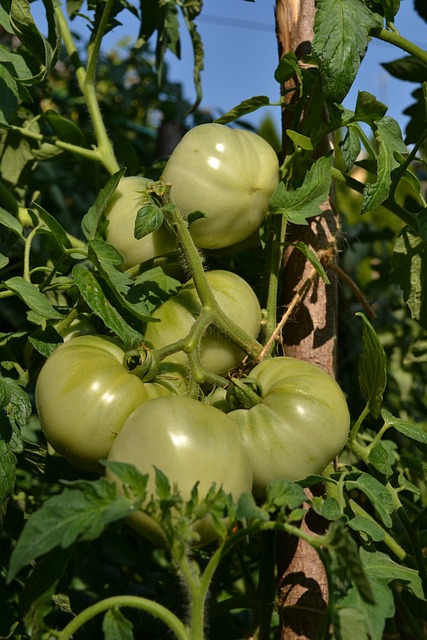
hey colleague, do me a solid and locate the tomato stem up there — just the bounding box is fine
[55,595,189,640]
[55,6,120,175]
[159,185,264,362]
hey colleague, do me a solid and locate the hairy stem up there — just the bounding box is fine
[56,595,189,640]
[55,7,120,175]
[371,27,427,65]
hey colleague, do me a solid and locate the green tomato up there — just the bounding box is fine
[106,395,252,546]
[105,176,176,269]
[162,123,279,250]
[228,357,351,496]
[144,270,262,374]
[36,335,185,473]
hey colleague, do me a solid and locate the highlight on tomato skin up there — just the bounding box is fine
[162,123,280,250]
[105,395,253,547]
[35,335,186,473]
[227,356,351,497]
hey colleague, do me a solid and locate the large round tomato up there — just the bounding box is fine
[36,335,185,472]
[144,270,262,374]
[105,176,176,269]
[228,357,351,496]
[162,123,279,250]
[106,395,252,546]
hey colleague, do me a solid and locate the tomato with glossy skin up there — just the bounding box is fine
[106,395,252,546]
[228,357,351,496]
[144,270,262,374]
[105,176,176,269]
[36,335,185,473]
[162,123,279,250]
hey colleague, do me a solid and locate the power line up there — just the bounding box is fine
[198,14,274,32]
[197,12,427,50]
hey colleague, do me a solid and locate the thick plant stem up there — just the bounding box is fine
[371,27,427,65]
[178,556,208,640]
[161,200,264,361]
[56,595,189,640]
[55,6,120,175]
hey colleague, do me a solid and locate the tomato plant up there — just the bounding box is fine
[162,123,279,249]
[105,176,176,268]
[36,335,185,472]
[227,357,351,496]
[2,1,427,639]
[106,395,253,547]
[144,269,262,374]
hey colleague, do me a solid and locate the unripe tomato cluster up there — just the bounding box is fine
[36,124,351,547]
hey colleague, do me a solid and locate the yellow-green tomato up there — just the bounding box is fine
[162,123,279,250]
[105,176,176,269]
[35,335,184,473]
[228,357,351,496]
[106,395,252,547]
[144,270,262,375]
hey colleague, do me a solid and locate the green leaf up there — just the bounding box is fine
[312,0,381,104]
[327,520,375,604]
[138,0,181,84]
[27,325,62,358]
[348,516,385,542]
[286,129,313,151]
[236,492,269,523]
[382,55,427,83]
[311,496,343,520]
[332,607,371,640]
[103,460,149,499]
[0,439,16,525]
[33,203,72,250]
[7,478,139,582]
[0,62,19,124]
[0,207,23,238]
[368,442,393,477]
[87,240,151,322]
[340,125,362,171]
[265,479,307,511]
[215,96,271,125]
[5,0,60,81]
[391,226,427,328]
[181,2,204,111]
[4,276,63,321]
[134,204,164,239]
[382,409,427,448]
[72,265,143,349]
[345,473,394,528]
[42,110,85,145]
[132,267,181,313]
[103,609,134,640]
[82,169,126,241]
[361,548,426,601]
[362,117,407,213]
[270,156,332,223]
[356,312,387,418]
[354,91,388,124]
[0,375,31,454]
[377,0,400,21]
[274,51,303,86]
[154,466,171,500]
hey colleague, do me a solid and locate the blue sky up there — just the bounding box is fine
[32,0,427,137]
[161,0,426,136]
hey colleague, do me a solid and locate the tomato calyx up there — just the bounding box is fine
[226,376,264,410]
[125,347,159,382]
